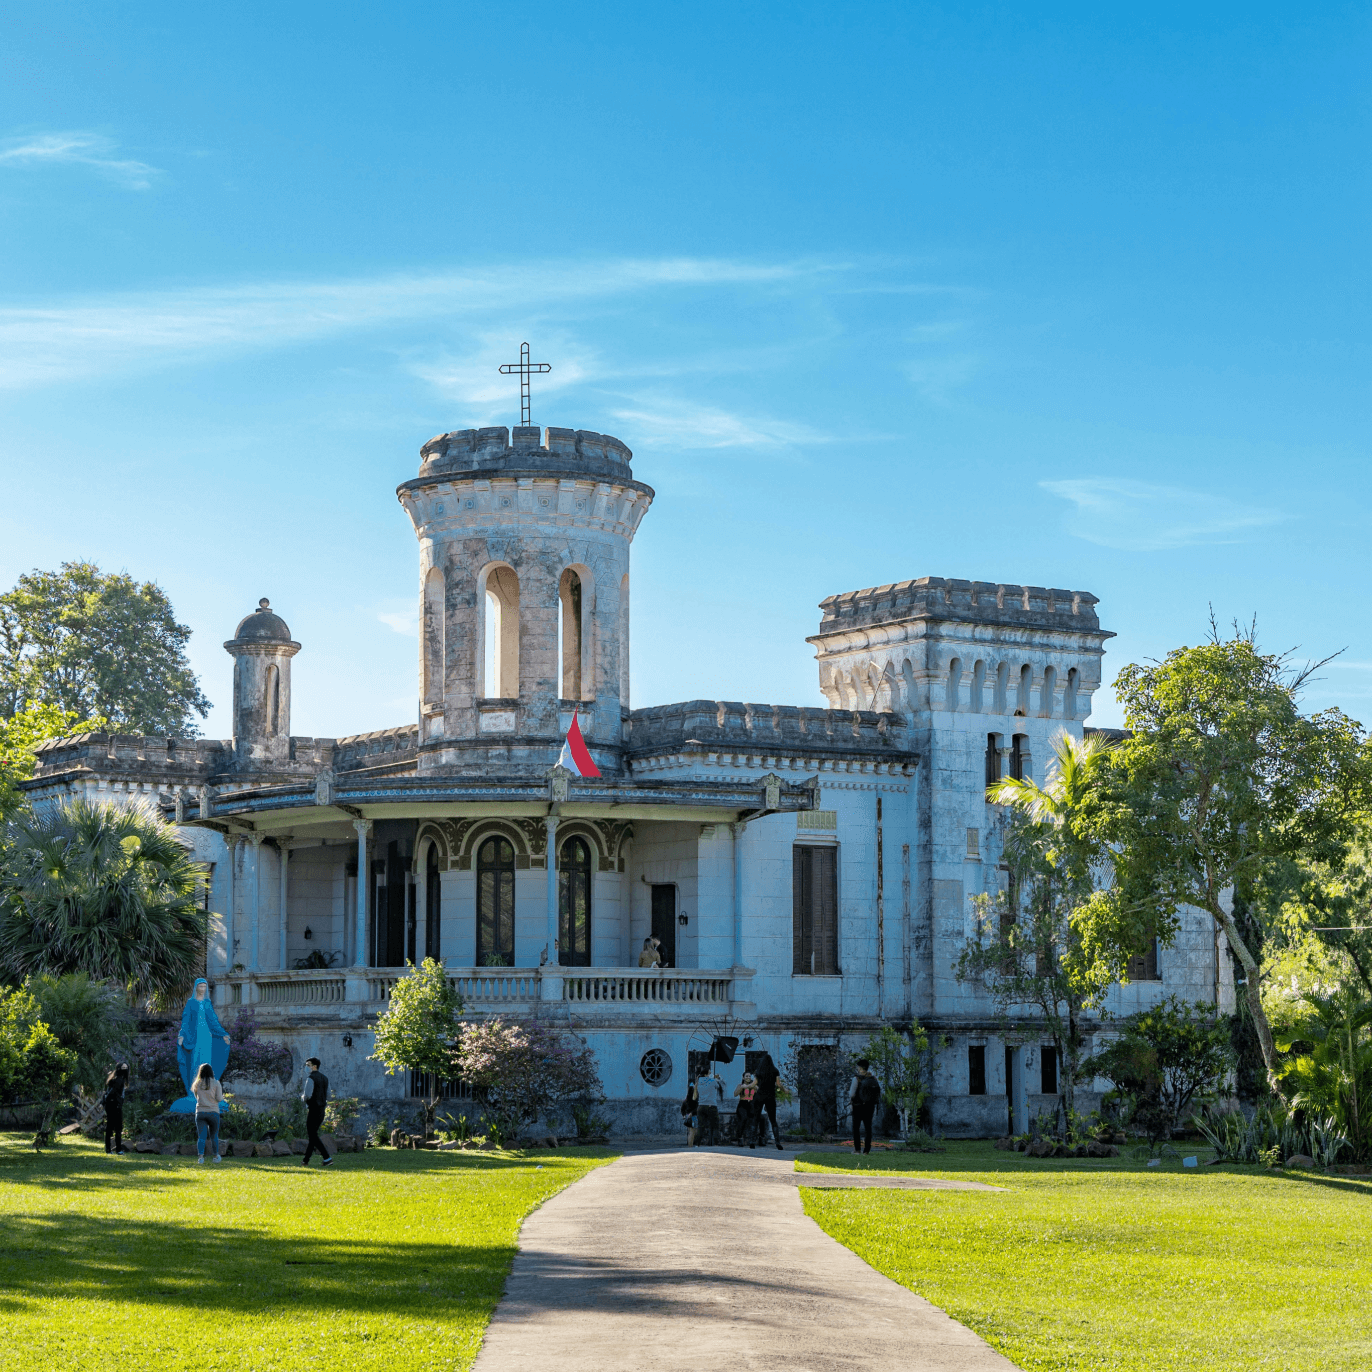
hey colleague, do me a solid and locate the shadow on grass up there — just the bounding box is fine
[0,1209,517,1320]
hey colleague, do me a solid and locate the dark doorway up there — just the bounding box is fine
[1006,1045,1016,1135]
[651,884,676,967]
[406,878,417,965]
[795,1044,839,1136]
[1041,1045,1058,1095]
[424,843,441,960]
[373,841,409,967]
[559,836,592,966]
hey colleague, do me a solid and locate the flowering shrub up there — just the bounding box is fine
[223,1009,293,1083]
[456,1017,602,1140]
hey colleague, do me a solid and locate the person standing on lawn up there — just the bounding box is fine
[102,1062,130,1155]
[191,1062,225,1163]
[754,1052,784,1151]
[300,1057,333,1167]
[850,1058,881,1155]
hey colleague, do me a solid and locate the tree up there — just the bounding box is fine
[1,702,109,823]
[959,732,1116,1132]
[369,958,464,1138]
[0,987,76,1119]
[0,797,210,1003]
[456,1016,602,1143]
[0,561,209,736]
[1078,628,1372,1092]
[860,1022,932,1137]
[1082,997,1233,1147]
[26,972,137,1097]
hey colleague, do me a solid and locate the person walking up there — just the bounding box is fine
[191,1063,225,1163]
[102,1062,130,1155]
[300,1056,333,1167]
[753,1052,784,1151]
[849,1058,881,1155]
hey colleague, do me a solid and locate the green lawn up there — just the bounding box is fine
[798,1143,1372,1372]
[0,1133,615,1372]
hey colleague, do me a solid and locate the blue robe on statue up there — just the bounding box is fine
[170,979,230,1113]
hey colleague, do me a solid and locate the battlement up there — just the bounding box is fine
[333,724,419,774]
[416,425,634,483]
[28,732,230,781]
[626,701,914,760]
[814,577,1106,639]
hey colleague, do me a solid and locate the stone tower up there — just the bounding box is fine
[396,425,654,776]
[224,598,300,765]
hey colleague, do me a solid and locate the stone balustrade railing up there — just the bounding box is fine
[218,965,752,1015]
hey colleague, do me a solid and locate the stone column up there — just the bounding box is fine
[247,834,263,974]
[730,822,747,968]
[224,836,239,974]
[277,839,292,971]
[544,815,559,962]
[353,818,373,968]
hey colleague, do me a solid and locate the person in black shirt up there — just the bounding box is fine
[300,1057,333,1167]
[102,1063,130,1155]
[754,1053,784,1151]
[850,1058,882,1155]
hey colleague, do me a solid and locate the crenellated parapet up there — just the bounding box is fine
[810,574,1114,723]
[416,425,637,484]
[626,700,916,766]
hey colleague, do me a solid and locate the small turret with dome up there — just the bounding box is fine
[224,598,301,765]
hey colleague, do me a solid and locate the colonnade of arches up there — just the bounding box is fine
[825,655,1084,719]
[420,561,631,706]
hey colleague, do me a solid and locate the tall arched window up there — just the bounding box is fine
[422,566,445,708]
[1064,667,1080,720]
[970,660,986,714]
[479,564,520,699]
[476,836,515,966]
[946,658,962,712]
[558,836,592,966]
[1040,665,1057,718]
[425,841,442,961]
[559,569,583,700]
[265,664,280,732]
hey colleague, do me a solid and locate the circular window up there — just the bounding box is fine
[640,1048,672,1087]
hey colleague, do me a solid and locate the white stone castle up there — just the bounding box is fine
[25,420,1231,1136]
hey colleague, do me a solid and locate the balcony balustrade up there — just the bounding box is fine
[217,965,752,1017]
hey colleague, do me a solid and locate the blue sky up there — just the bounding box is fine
[1,3,1368,739]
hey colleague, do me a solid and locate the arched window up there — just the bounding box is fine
[559,569,583,700]
[994,661,1009,715]
[558,836,592,966]
[425,841,442,961]
[970,660,986,714]
[1017,664,1033,715]
[946,658,962,713]
[619,573,630,706]
[1064,667,1080,720]
[476,836,515,966]
[480,564,520,699]
[1040,665,1057,718]
[422,566,445,707]
[265,664,280,733]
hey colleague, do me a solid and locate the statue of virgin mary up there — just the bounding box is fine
[169,978,231,1113]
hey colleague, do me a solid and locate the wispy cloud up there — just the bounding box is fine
[1040,478,1285,552]
[608,398,831,448]
[0,258,835,391]
[0,132,161,190]
[376,605,417,636]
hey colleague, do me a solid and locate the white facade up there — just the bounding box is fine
[23,421,1231,1138]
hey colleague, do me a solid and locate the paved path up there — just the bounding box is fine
[474,1149,1020,1372]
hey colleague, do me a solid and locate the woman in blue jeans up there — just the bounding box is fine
[190,1062,225,1162]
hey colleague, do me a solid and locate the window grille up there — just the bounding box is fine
[792,845,838,975]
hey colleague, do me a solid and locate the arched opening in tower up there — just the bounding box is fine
[480,564,520,699]
[559,568,583,700]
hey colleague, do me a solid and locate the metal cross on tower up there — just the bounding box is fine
[498,342,552,427]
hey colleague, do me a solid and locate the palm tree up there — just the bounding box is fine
[0,797,209,1003]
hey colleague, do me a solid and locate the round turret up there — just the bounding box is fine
[223,598,301,766]
[396,425,654,777]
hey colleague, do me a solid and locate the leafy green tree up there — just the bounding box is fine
[1077,628,1372,1091]
[1273,985,1372,1162]
[860,1022,932,1136]
[0,703,106,823]
[27,972,137,1097]
[0,797,209,1003]
[0,986,76,1109]
[369,958,465,1138]
[1082,997,1233,1146]
[0,561,209,736]
[959,732,1116,1131]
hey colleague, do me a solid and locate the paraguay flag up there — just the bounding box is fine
[558,710,602,778]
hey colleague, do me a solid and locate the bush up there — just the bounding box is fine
[323,1096,362,1134]
[0,987,76,1106]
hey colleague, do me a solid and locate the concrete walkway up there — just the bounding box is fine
[474,1149,1021,1372]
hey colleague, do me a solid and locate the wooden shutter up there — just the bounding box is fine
[792,847,810,974]
[815,846,838,975]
